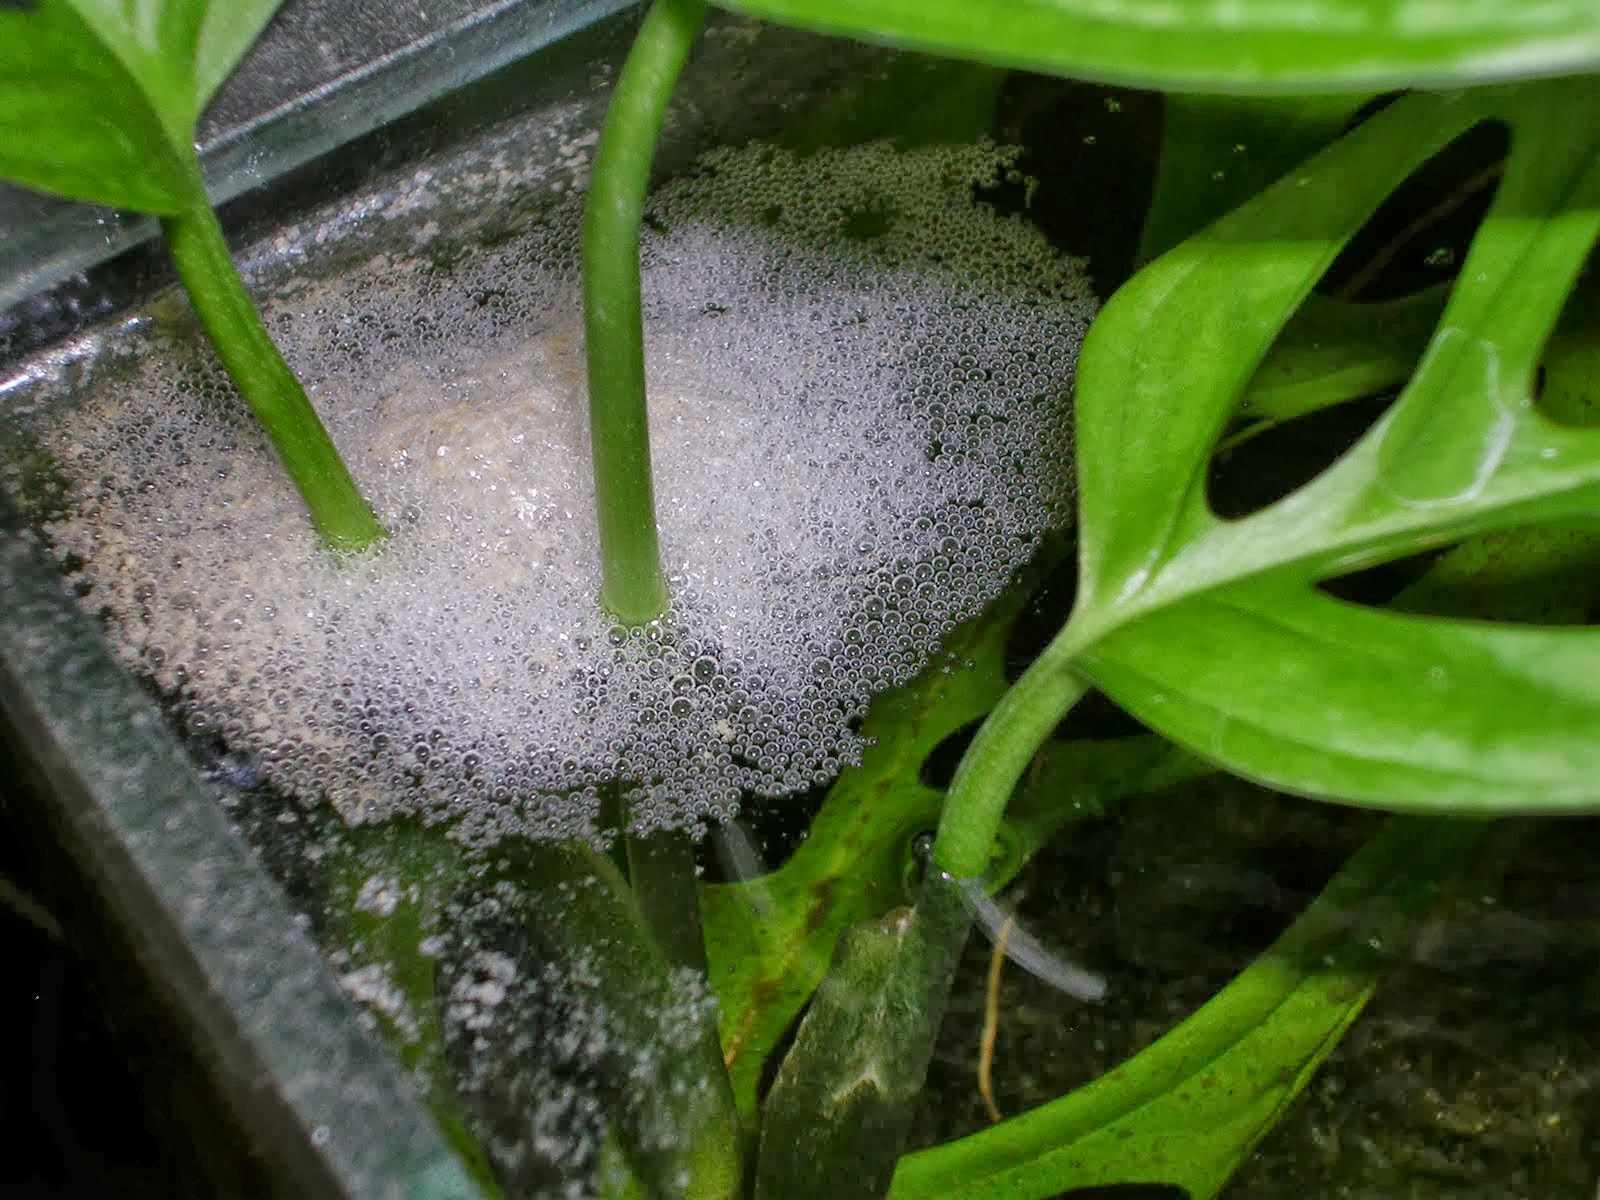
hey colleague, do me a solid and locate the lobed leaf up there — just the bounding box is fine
[1055,77,1600,815]
[1231,289,1444,442]
[1069,87,1482,627]
[703,551,1205,1122]
[713,0,1600,93]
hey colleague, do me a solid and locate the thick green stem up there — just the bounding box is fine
[625,824,711,974]
[160,166,385,553]
[931,646,1091,881]
[582,0,707,625]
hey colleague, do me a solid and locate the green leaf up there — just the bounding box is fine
[504,841,744,1200]
[1539,252,1600,429]
[1391,522,1600,626]
[1230,289,1446,445]
[0,0,281,210]
[1055,78,1600,814]
[890,815,1482,1200]
[702,587,1023,1122]
[754,877,969,1200]
[1081,582,1600,812]
[325,823,503,1197]
[703,550,1205,1122]
[0,1,187,209]
[1069,88,1483,626]
[62,0,283,141]
[712,0,1600,92]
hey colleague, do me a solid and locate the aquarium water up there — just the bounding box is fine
[32,139,1094,844]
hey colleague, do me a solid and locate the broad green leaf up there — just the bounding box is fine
[713,0,1600,93]
[1081,583,1600,811]
[0,0,281,210]
[890,815,1482,1200]
[703,554,1205,1122]
[1055,77,1600,813]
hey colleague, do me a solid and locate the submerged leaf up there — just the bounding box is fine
[325,823,503,1197]
[703,560,1204,1121]
[1138,94,1370,264]
[891,816,1482,1200]
[754,878,969,1200]
[1232,289,1446,442]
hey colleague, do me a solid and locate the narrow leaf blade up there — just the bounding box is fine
[891,816,1480,1200]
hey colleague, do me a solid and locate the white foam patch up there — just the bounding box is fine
[37,140,1094,844]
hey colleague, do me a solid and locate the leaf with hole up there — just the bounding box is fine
[703,557,1204,1122]
[1057,78,1600,813]
[1230,289,1445,445]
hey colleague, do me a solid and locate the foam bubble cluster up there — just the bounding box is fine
[36,140,1094,843]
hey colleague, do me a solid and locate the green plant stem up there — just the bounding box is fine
[582,0,706,625]
[930,649,1091,881]
[160,168,385,553]
[625,825,711,974]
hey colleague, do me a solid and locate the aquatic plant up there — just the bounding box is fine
[0,0,383,550]
[5,0,1600,1198]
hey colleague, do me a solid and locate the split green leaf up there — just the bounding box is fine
[1063,80,1600,813]
[933,77,1600,892]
